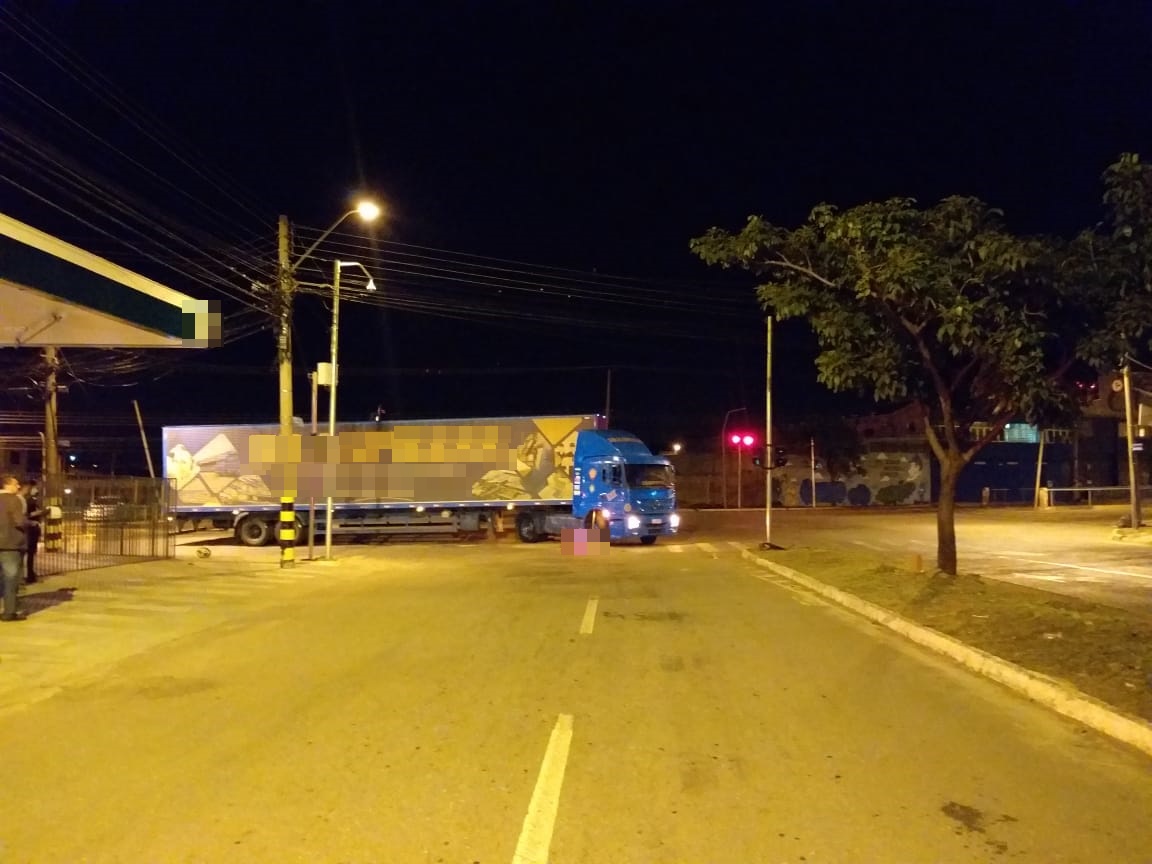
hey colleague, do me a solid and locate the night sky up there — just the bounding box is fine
[2,1,1151,456]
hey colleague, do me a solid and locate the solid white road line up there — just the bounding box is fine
[579,597,599,635]
[1012,572,1067,582]
[512,713,574,864]
[851,540,888,551]
[996,555,1152,580]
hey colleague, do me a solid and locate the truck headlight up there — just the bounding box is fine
[626,515,641,530]
[669,513,681,528]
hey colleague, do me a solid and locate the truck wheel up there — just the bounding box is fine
[236,516,272,547]
[640,536,658,546]
[516,512,541,543]
[584,510,608,542]
[584,511,607,531]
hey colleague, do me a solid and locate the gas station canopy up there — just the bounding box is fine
[0,212,221,349]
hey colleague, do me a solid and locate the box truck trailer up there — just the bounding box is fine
[163,415,679,545]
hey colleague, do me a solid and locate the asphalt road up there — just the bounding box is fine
[682,504,1152,611]
[1,535,1150,862]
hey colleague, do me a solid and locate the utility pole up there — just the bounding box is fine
[737,442,744,509]
[1123,363,1143,528]
[810,437,817,508]
[308,370,318,562]
[762,316,777,549]
[43,346,62,552]
[1032,429,1047,509]
[604,368,612,426]
[132,399,156,479]
[277,216,297,568]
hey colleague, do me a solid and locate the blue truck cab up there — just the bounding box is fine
[569,429,679,544]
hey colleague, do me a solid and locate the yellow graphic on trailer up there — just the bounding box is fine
[469,415,586,501]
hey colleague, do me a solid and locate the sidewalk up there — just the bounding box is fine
[0,551,326,718]
[739,543,1152,759]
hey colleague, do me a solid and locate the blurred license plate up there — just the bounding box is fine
[651,518,664,525]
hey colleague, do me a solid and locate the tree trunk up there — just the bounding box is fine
[936,458,961,575]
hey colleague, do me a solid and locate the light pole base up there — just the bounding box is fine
[759,541,784,551]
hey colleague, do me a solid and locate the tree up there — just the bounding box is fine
[691,195,1095,575]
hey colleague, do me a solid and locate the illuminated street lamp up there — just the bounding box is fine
[294,200,381,270]
[274,198,380,569]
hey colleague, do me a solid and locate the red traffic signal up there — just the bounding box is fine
[729,432,756,447]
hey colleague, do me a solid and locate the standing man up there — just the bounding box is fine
[21,479,42,583]
[0,474,28,621]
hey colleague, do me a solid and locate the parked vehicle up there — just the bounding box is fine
[82,496,147,523]
[162,415,678,546]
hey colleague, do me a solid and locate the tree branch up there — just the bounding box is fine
[767,257,839,289]
[903,318,961,455]
[951,356,982,391]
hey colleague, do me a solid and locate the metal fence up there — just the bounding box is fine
[37,476,175,577]
[1044,485,1152,507]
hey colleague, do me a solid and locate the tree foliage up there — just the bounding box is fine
[691,195,1071,449]
[690,156,1152,574]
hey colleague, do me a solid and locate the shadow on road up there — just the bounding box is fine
[20,587,76,617]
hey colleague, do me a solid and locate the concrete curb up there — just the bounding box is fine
[739,548,1152,759]
[1111,527,1152,545]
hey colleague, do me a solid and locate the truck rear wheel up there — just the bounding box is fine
[516,512,542,543]
[236,515,272,547]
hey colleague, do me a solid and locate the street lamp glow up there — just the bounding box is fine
[356,200,381,222]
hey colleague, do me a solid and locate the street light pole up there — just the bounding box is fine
[325,259,376,561]
[721,406,746,509]
[274,201,381,569]
[325,259,342,560]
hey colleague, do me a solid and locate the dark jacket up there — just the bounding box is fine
[24,492,42,537]
[0,491,27,551]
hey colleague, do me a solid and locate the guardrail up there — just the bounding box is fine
[1043,486,1152,507]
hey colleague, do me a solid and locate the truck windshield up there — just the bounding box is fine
[625,464,675,488]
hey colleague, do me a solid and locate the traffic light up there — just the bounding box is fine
[752,447,789,470]
[1074,379,1098,406]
